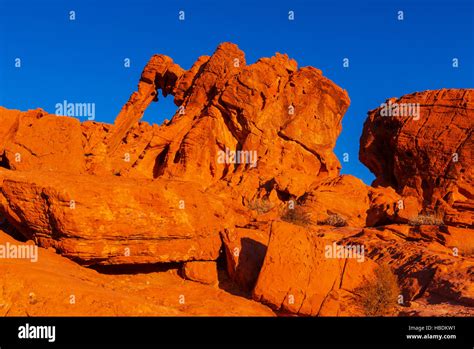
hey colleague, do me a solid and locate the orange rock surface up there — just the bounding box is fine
[0,43,472,317]
[360,89,473,228]
[0,229,274,316]
[86,42,351,202]
[301,175,420,227]
[221,226,270,291]
[0,169,236,265]
[341,225,474,307]
[253,222,378,316]
[181,261,219,286]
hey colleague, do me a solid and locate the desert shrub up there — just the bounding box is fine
[281,206,313,226]
[247,198,274,214]
[317,214,348,227]
[408,214,444,226]
[356,264,400,316]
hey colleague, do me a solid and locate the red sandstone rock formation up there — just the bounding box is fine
[252,221,378,316]
[0,43,472,317]
[0,108,85,173]
[0,169,240,265]
[360,89,473,228]
[181,261,219,286]
[91,42,351,203]
[221,226,270,291]
[342,225,474,307]
[0,229,273,316]
[300,175,420,227]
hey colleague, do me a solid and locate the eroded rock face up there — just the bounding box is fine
[341,225,474,307]
[0,107,86,174]
[360,89,474,228]
[221,226,270,291]
[301,175,420,227]
[0,43,472,317]
[181,261,219,286]
[93,42,351,201]
[252,221,378,316]
[251,222,474,316]
[0,169,241,265]
[0,42,352,267]
[0,229,274,316]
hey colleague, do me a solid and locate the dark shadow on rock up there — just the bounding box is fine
[89,262,181,275]
[425,292,473,307]
[0,214,27,242]
[217,268,252,299]
[217,237,267,298]
[236,237,267,289]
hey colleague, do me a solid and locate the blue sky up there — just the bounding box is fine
[1,0,472,184]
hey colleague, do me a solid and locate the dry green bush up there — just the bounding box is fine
[356,264,400,316]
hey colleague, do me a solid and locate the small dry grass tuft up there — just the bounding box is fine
[247,198,275,214]
[408,214,444,226]
[317,214,348,227]
[281,206,313,227]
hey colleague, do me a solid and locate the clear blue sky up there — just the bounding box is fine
[1,0,472,184]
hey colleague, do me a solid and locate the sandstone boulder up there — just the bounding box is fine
[342,225,474,307]
[0,107,86,174]
[0,169,240,265]
[253,221,378,316]
[301,175,420,227]
[0,229,274,316]
[221,226,270,291]
[181,261,219,286]
[360,89,473,228]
